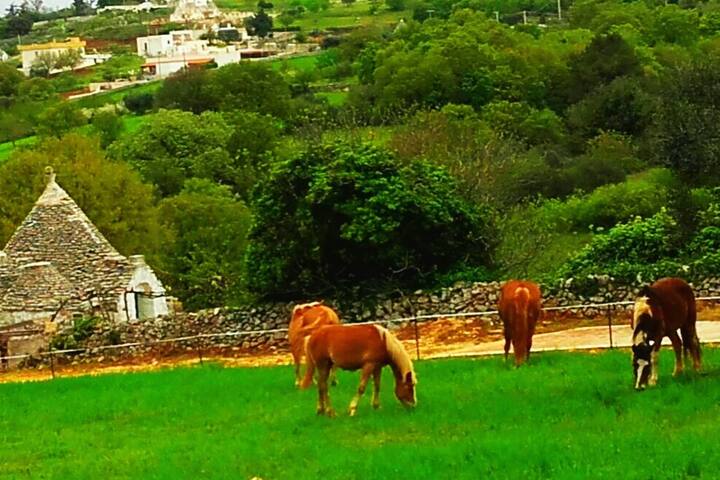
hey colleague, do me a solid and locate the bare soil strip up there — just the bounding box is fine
[2,309,720,384]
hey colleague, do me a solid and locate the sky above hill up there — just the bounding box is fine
[1,0,74,13]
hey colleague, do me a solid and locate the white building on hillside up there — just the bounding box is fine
[0,50,8,62]
[137,30,242,78]
[17,37,109,76]
[18,37,86,75]
[97,1,166,13]
[170,0,221,22]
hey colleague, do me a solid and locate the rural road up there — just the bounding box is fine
[430,321,720,359]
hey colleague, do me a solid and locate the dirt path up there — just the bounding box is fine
[427,321,720,359]
[3,316,720,385]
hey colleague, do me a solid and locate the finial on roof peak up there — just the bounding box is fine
[44,166,56,185]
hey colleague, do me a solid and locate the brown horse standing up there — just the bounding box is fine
[498,280,542,367]
[631,277,701,390]
[301,324,416,417]
[288,302,341,387]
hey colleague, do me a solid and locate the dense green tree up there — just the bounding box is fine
[563,32,642,106]
[91,110,124,148]
[155,68,214,114]
[0,63,24,102]
[0,134,164,258]
[36,102,86,138]
[5,6,33,37]
[566,76,651,144]
[245,9,273,37]
[203,62,291,118]
[109,109,231,196]
[123,92,154,114]
[245,141,494,298]
[649,59,720,184]
[158,179,252,309]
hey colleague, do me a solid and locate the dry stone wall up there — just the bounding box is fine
[21,276,720,368]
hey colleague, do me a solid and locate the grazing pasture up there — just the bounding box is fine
[1,349,720,479]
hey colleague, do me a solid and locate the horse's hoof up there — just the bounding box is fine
[372,403,380,410]
[326,408,336,418]
[348,408,357,417]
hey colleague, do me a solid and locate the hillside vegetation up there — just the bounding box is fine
[3,0,720,306]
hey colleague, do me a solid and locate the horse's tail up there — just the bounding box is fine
[514,287,530,366]
[300,336,316,389]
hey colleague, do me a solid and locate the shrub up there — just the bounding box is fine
[552,210,682,294]
[50,316,99,351]
[245,141,495,298]
[123,92,154,114]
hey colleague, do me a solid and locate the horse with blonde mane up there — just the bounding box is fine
[288,301,341,387]
[498,280,542,367]
[301,324,417,417]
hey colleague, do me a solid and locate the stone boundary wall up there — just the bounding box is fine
[12,277,720,368]
[51,277,720,359]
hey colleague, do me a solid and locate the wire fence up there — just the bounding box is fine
[2,296,720,379]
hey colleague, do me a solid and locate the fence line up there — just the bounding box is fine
[2,296,720,366]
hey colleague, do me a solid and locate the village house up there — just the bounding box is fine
[0,167,168,328]
[17,37,109,76]
[137,29,242,78]
[97,1,166,14]
[170,0,222,23]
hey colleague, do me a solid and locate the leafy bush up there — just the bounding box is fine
[541,168,675,230]
[245,141,495,298]
[123,92,154,114]
[551,210,682,294]
[50,316,99,351]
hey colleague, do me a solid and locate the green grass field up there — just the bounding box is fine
[2,349,720,479]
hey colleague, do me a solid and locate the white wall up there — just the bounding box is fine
[120,262,169,322]
[136,35,172,57]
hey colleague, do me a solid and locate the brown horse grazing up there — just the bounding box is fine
[288,301,341,387]
[631,277,701,390]
[498,280,542,367]
[301,324,416,417]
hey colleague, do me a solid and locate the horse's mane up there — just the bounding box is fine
[633,296,653,329]
[374,325,416,384]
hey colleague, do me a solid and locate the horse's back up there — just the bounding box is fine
[289,303,341,342]
[499,280,542,320]
[307,324,386,370]
[651,277,696,330]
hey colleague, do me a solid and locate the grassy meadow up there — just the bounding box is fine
[2,349,720,479]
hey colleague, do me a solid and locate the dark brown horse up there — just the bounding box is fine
[301,324,416,417]
[498,280,542,367]
[287,301,341,387]
[632,277,701,390]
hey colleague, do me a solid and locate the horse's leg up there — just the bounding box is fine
[502,321,511,362]
[649,345,660,386]
[291,339,303,388]
[371,367,382,410]
[348,364,374,417]
[682,324,702,371]
[330,365,338,387]
[317,363,334,417]
[668,331,683,377]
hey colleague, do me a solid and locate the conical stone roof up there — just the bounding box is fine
[0,168,136,316]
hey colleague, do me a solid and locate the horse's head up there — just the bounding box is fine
[632,332,655,390]
[395,371,417,408]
